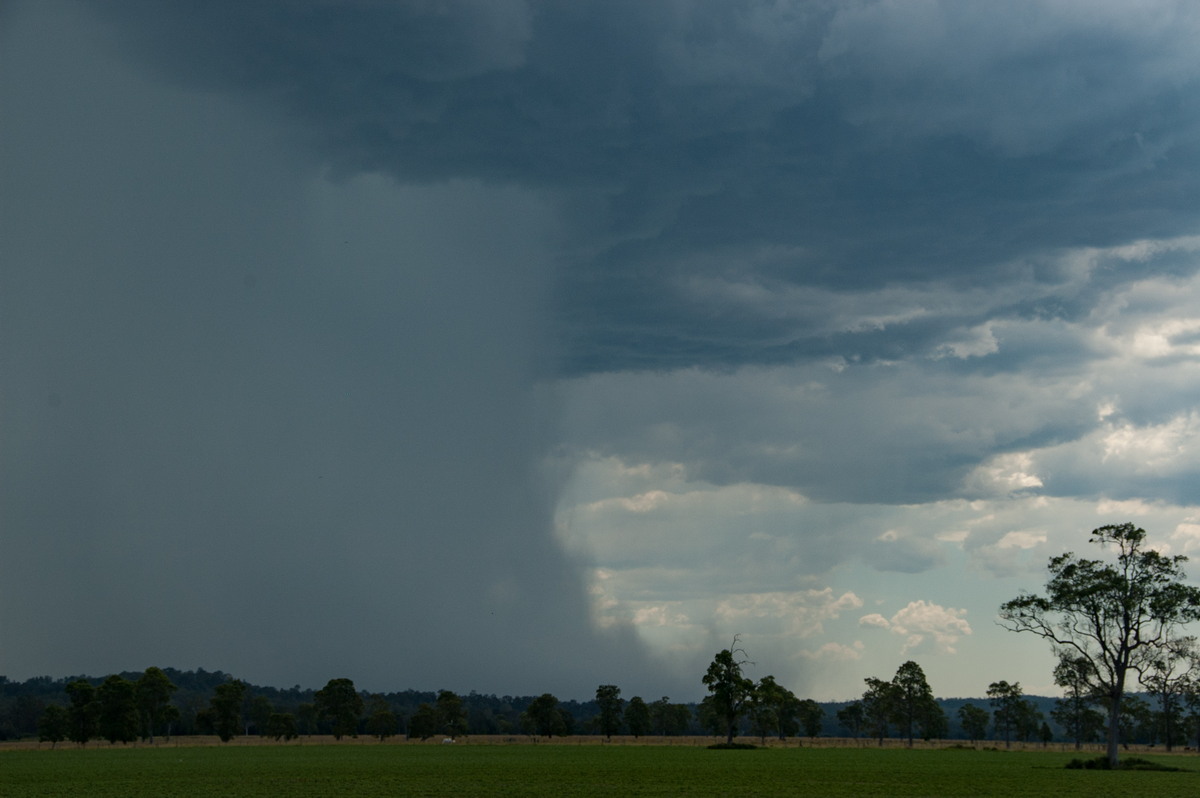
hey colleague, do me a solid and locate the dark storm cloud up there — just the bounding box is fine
[81,0,1200,374]
[0,1,664,695]
[8,0,1200,699]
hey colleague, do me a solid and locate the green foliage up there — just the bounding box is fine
[797,699,824,739]
[435,690,467,739]
[209,680,247,742]
[890,661,942,745]
[749,675,802,741]
[37,704,68,747]
[1066,756,1189,772]
[1052,654,1104,750]
[861,677,894,745]
[408,703,439,740]
[265,712,298,741]
[701,639,755,744]
[957,703,989,743]
[65,680,99,746]
[986,680,1023,748]
[706,742,758,749]
[297,703,318,736]
[623,696,650,738]
[594,684,623,739]
[1000,523,1200,767]
[134,667,177,743]
[836,702,865,738]
[364,696,396,741]
[314,678,364,740]
[650,696,692,736]
[96,675,138,744]
[248,696,274,737]
[522,693,566,737]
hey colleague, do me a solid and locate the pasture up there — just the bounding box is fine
[3,740,1197,797]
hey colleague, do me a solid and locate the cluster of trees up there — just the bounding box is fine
[35,668,179,747]
[697,639,824,745]
[832,661,946,747]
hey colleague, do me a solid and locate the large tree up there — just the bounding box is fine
[522,693,565,737]
[957,703,989,743]
[38,704,69,748]
[315,678,364,740]
[134,667,177,744]
[209,680,246,742]
[64,680,98,746]
[96,675,138,744]
[986,680,1023,748]
[860,677,895,746]
[1139,636,1198,751]
[836,702,865,741]
[594,684,624,740]
[701,639,755,744]
[624,696,650,738]
[889,661,942,746]
[435,690,467,739]
[364,696,397,742]
[408,703,439,740]
[796,698,824,739]
[999,523,1200,767]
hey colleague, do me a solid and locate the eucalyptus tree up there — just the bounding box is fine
[38,704,69,748]
[999,523,1200,767]
[986,680,1023,748]
[701,638,755,744]
[522,693,565,737]
[65,679,98,745]
[890,661,942,746]
[1139,635,1199,751]
[436,690,467,739]
[861,677,895,746]
[96,675,138,744]
[836,701,865,741]
[594,684,624,739]
[957,703,989,743]
[315,678,364,740]
[134,667,177,744]
[752,675,801,740]
[624,696,650,738]
[209,680,246,743]
[797,698,824,739]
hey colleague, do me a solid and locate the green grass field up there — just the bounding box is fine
[3,743,1197,797]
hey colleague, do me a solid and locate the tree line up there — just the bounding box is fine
[8,523,1199,758]
[7,662,1198,748]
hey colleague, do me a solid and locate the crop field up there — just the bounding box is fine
[3,742,1197,797]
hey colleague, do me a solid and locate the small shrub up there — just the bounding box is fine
[1065,756,1187,772]
[707,742,758,750]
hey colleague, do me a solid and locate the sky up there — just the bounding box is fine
[4,0,1200,703]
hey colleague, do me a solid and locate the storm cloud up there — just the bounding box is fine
[5,1,1200,700]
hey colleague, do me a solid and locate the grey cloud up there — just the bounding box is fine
[557,362,1098,505]
[1,2,671,696]
[73,1,1200,374]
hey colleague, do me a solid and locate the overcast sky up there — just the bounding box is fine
[5,1,1200,703]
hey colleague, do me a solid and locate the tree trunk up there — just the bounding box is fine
[1105,697,1120,769]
